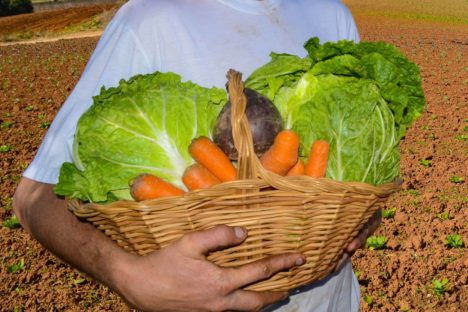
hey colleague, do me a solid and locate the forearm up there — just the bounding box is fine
[13,178,131,293]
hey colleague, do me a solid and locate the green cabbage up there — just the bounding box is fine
[246,38,425,184]
[55,72,226,202]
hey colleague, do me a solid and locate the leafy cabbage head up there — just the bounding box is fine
[246,38,425,184]
[55,72,226,203]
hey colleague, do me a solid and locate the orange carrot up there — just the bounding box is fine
[286,159,305,176]
[260,130,300,176]
[129,173,185,201]
[305,140,329,178]
[188,136,237,182]
[182,163,221,191]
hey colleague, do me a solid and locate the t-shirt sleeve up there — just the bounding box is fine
[23,12,152,184]
[343,3,360,42]
[332,0,361,42]
[301,0,360,44]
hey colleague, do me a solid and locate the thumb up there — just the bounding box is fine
[179,225,247,258]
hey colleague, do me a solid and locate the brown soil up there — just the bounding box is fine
[0,30,102,47]
[350,16,468,312]
[0,10,467,312]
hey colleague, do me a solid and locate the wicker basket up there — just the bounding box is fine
[69,69,400,292]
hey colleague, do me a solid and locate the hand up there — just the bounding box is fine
[115,225,305,312]
[334,209,382,271]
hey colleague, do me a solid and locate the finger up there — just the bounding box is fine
[346,226,369,253]
[223,289,288,312]
[178,225,247,257]
[334,252,350,272]
[226,253,305,290]
[346,209,383,253]
[368,209,382,234]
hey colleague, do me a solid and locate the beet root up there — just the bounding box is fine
[213,88,283,160]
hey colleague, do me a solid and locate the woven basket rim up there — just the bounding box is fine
[68,176,401,216]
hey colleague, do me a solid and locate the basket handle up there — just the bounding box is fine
[226,69,272,181]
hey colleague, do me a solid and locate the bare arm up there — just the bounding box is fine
[335,209,382,271]
[13,177,125,289]
[13,177,305,311]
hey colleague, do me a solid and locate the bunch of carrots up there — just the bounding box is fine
[129,130,329,202]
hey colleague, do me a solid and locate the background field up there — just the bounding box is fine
[344,0,468,24]
[0,1,467,311]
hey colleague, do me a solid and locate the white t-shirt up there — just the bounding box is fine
[24,0,361,310]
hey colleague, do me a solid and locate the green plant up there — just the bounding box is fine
[7,258,25,273]
[431,278,449,296]
[363,294,374,306]
[419,158,431,168]
[436,211,451,220]
[382,207,396,219]
[455,134,467,141]
[38,121,50,129]
[366,236,387,250]
[73,277,86,286]
[407,189,419,196]
[449,175,465,183]
[2,215,20,229]
[0,145,11,152]
[444,234,465,248]
[24,105,33,112]
[354,271,361,279]
[1,121,13,128]
[2,197,13,211]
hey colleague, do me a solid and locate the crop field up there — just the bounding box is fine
[0,3,118,42]
[0,1,467,311]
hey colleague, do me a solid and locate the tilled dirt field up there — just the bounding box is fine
[0,13,467,312]
[0,3,118,41]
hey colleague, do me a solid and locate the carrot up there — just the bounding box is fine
[188,136,237,182]
[260,130,300,176]
[129,173,185,201]
[286,159,305,176]
[305,140,329,178]
[182,163,221,191]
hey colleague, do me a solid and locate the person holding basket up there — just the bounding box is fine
[13,0,380,311]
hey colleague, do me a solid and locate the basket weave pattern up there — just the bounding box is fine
[69,70,400,292]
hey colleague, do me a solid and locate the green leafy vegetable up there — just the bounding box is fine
[7,259,25,273]
[382,207,397,219]
[2,215,20,229]
[55,72,225,203]
[365,235,388,250]
[246,37,425,184]
[444,234,465,248]
[431,278,450,296]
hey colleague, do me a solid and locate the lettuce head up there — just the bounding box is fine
[246,38,425,185]
[55,72,226,203]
